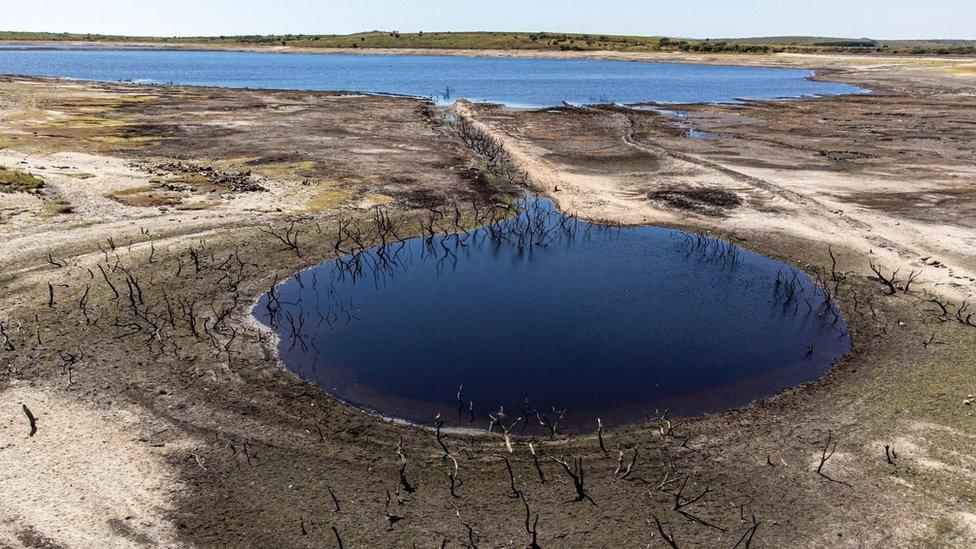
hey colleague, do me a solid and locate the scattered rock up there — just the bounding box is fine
[146,162,266,193]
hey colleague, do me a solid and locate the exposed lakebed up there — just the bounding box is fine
[255,199,850,432]
[0,47,864,107]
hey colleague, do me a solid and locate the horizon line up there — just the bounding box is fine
[1,30,972,43]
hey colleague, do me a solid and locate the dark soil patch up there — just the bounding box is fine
[820,150,872,161]
[648,187,743,216]
[545,151,662,173]
[397,188,447,208]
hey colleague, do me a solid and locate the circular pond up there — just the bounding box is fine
[255,199,849,433]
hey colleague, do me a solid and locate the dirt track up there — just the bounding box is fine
[1,53,976,548]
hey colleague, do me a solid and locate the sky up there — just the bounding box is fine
[4,1,975,40]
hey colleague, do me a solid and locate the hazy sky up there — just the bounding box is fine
[5,1,975,39]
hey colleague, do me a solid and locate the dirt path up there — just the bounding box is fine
[453,88,976,303]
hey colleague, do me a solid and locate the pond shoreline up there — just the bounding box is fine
[256,197,850,434]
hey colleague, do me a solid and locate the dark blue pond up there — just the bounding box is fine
[255,200,849,432]
[0,46,864,107]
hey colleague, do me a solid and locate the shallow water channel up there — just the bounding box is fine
[255,199,849,433]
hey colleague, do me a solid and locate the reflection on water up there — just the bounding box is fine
[255,199,849,433]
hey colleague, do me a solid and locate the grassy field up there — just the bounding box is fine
[2,30,976,55]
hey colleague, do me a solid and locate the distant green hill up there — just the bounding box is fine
[1,31,974,55]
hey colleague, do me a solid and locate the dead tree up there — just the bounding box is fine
[0,322,14,352]
[98,264,120,300]
[615,446,638,480]
[58,350,80,386]
[884,444,897,466]
[331,525,344,549]
[903,270,920,293]
[47,252,64,268]
[395,436,416,494]
[652,515,679,548]
[501,417,522,453]
[536,407,566,439]
[384,489,404,530]
[520,492,541,549]
[435,415,451,457]
[827,245,839,283]
[448,455,461,498]
[329,487,341,513]
[489,408,521,452]
[868,262,898,296]
[648,409,678,439]
[529,443,547,484]
[956,302,976,328]
[79,283,92,324]
[22,404,37,437]
[929,298,950,323]
[732,514,761,549]
[260,221,303,258]
[817,430,852,487]
[504,456,521,499]
[671,477,725,532]
[456,509,478,548]
[554,457,596,505]
[456,385,464,421]
[597,418,609,457]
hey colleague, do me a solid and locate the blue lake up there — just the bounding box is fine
[255,200,850,432]
[0,46,864,107]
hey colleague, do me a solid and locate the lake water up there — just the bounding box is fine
[254,199,850,432]
[0,46,864,107]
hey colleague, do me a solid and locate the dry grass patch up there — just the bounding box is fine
[90,135,162,146]
[41,198,74,216]
[253,160,319,180]
[305,183,357,212]
[38,116,127,129]
[0,166,44,194]
[947,65,976,75]
[108,186,182,207]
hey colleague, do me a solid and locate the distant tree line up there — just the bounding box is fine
[2,31,975,55]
